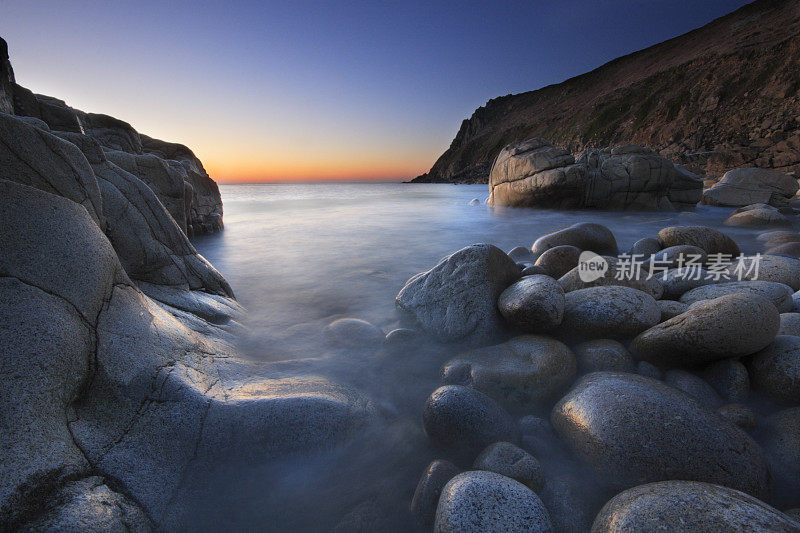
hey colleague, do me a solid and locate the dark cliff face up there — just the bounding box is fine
[414,0,800,183]
[0,36,223,236]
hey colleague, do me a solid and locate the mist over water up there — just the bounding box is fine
[190,183,767,531]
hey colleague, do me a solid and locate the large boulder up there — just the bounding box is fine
[551,372,771,499]
[702,167,799,207]
[679,280,794,312]
[497,275,565,332]
[559,286,660,339]
[532,222,618,255]
[730,254,800,290]
[657,225,740,256]
[591,481,800,533]
[559,255,664,298]
[632,293,780,367]
[396,244,520,345]
[473,441,545,492]
[410,460,460,526]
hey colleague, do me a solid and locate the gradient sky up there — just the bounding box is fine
[3,0,751,182]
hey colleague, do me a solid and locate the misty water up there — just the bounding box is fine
[189,183,767,531]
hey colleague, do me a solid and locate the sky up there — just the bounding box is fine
[2,0,751,183]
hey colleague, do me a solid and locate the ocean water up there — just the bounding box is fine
[189,183,766,531]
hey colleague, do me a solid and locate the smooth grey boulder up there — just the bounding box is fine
[703,359,750,403]
[441,335,576,407]
[781,313,800,336]
[323,318,384,350]
[633,293,780,367]
[629,237,661,258]
[497,275,565,332]
[733,254,800,290]
[725,203,791,227]
[559,256,664,299]
[560,286,660,339]
[664,370,724,407]
[762,407,800,508]
[591,481,800,533]
[410,460,460,525]
[749,335,800,404]
[680,280,794,312]
[702,167,799,208]
[396,244,520,345]
[434,471,553,533]
[657,225,740,256]
[473,441,545,492]
[534,245,581,279]
[551,372,771,499]
[574,339,634,373]
[657,299,688,321]
[660,267,715,299]
[422,385,516,450]
[532,222,618,255]
[716,403,758,430]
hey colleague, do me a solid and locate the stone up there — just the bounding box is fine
[434,471,553,533]
[679,281,794,312]
[396,244,520,345]
[667,163,704,208]
[507,246,534,263]
[657,299,688,321]
[663,370,723,407]
[629,237,661,258]
[648,245,707,270]
[521,264,549,277]
[632,294,779,367]
[749,335,800,404]
[552,372,771,499]
[574,339,634,373]
[780,313,800,336]
[657,225,740,256]
[660,267,715,299]
[702,167,799,207]
[591,481,800,532]
[559,286,660,339]
[732,254,800,290]
[422,386,516,450]
[384,328,420,347]
[559,256,664,298]
[532,222,618,255]
[534,245,581,278]
[768,242,800,257]
[703,359,749,403]
[473,441,545,492]
[441,335,576,407]
[716,403,758,430]
[762,407,800,508]
[725,203,791,227]
[410,460,460,525]
[636,361,662,380]
[323,318,384,350]
[497,275,565,332]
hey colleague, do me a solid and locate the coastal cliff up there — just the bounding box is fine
[414,0,800,183]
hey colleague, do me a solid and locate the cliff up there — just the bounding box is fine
[414,0,800,183]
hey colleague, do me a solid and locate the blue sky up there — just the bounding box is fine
[2,0,751,181]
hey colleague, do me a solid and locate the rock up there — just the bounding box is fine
[667,163,704,208]
[780,313,800,336]
[469,198,480,206]
[384,328,420,347]
[552,372,771,498]
[762,407,800,508]
[591,481,800,533]
[725,203,791,227]
[410,460,460,525]
[574,339,634,373]
[532,222,618,255]
[703,359,750,403]
[434,471,553,533]
[539,475,596,533]
[679,281,794,312]
[323,318,384,350]
[660,267,715,299]
[497,275,565,332]
[473,441,545,492]
[648,245,707,270]
[702,167,799,207]
[636,361,662,380]
[732,254,800,290]
[521,264,549,277]
[518,416,562,460]
[663,370,723,407]
[657,225,740,256]
[632,293,780,367]
[423,386,516,450]
[559,255,664,298]
[441,335,576,407]
[396,244,520,345]
[559,286,660,339]
[534,245,581,278]
[716,403,758,430]
[629,237,661,258]
[768,242,800,257]
[749,335,800,404]
[657,299,688,321]
[507,246,534,262]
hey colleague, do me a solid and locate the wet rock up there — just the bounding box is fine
[560,286,660,339]
[780,313,800,336]
[559,256,664,298]
[323,318,384,350]
[702,167,799,207]
[574,339,634,373]
[664,370,723,407]
[591,481,800,532]
[497,275,564,332]
[703,359,749,403]
[423,386,516,450]
[396,244,520,345]
[633,293,779,367]
[716,403,758,430]
[732,254,800,290]
[725,203,791,227]
[532,222,618,255]
[434,471,553,533]
[636,361,662,380]
[657,299,688,321]
[660,267,715,299]
[534,245,581,278]
[521,264,549,277]
[441,335,576,407]
[410,460,460,525]
[629,237,661,258]
[552,372,771,498]
[749,335,800,404]
[679,280,794,312]
[507,246,534,263]
[762,407,800,509]
[473,441,545,492]
[657,225,740,256]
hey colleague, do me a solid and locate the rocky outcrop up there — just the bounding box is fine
[487,140,701,210]
[415,0,800,183]
[702,167,799,207]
